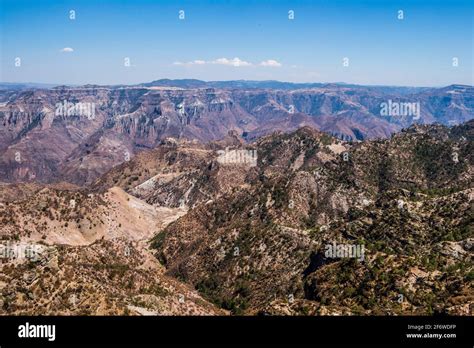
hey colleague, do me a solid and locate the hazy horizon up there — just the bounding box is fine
[0,78,472,89]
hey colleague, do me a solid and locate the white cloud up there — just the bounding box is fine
[259,59,282,67]
[173,59,206,66]
[211,57,252,67]
[60,47,74,53]
[173,57,281,68]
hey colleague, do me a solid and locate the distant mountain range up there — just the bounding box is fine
[1,79,435,93]
[0,80,472,184]
[138,79,431,94]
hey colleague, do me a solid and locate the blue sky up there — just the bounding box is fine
[0,0,472,86]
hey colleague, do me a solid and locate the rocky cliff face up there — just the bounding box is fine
[0,120,472,315]
[145,121,473,315]
[0,82,472,185]
[0,184,224,315]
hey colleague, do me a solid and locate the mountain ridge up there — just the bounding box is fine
[0,82,472,186]
[0,120,472,315]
